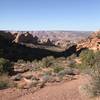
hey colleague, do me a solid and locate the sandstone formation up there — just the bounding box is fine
[77,31,100,51]
[0,30,92,48]
[38,37,54,46]
[1,30,100,51]
[55,40,71,48]
[2,30,100,51]
[14,32,38,44]
[12,32,73,48]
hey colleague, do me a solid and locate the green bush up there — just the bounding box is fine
[0,80,9,89]
[41,56,55,68]
[79,50,100,97]
[0,58,12,75]
[53,66,64,73]
[0,75,15,90]
[17,59,26,64]
[58,67,74,76]
[83,68,100,97]
[78,50,100,71]
[67,60,76,68]
[79,50,96,70]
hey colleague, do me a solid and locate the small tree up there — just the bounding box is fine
[0,58,13,75]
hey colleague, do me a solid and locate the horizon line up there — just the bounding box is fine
[0,29,94,32]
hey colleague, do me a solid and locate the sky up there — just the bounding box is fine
[0,0,100,31]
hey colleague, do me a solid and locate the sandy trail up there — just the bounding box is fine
[0,75,90,100]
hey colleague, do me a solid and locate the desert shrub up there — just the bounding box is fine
[79,50,100,97]
[96,33,100,39]
[43,70,52,75]
[41,74,52,83]
[0,58,13,75]
[40,56,55,68]
[58,67,74,76]
[53,66,64,73]
[68,54,77,60]
[78,50,100,71]
[0,75,15,90]
[31,60,42,71]
[0,80,9,89]
[67,60,76,68]
[83,68,100,97]
[17,59,26,64]
[90,71,100,96]
[78,50,96,70]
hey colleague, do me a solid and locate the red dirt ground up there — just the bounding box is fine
[0,75,93,100]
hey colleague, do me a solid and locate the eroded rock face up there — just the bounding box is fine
[14,32,38,44]
[55,40,71,48]
[1,30,99,51]
[39,38,54,46]
[77,31,100,51]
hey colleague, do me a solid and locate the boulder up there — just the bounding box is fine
[11,74,22,81]
[17,78,33,89]
[21,72,33,79]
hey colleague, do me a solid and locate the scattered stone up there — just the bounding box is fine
[41,75,51,83]
[11,74,22,81]
[32,80,38,87]
[58,70,67,76]
[55,77,61,82]
[64,67,75,75]
[63,76,68,80]
[37,81,45,88]
[22,72,33,79]
[73,69,80,75]
[17,78,33,89]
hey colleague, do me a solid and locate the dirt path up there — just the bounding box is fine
[0,75,90,100]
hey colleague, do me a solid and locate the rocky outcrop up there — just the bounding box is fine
[14,32,38,44]
[77,30,100,51]
[39,38,54,46]
[55,40,71,48]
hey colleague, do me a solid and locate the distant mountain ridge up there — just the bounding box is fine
[0,30,92,43]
